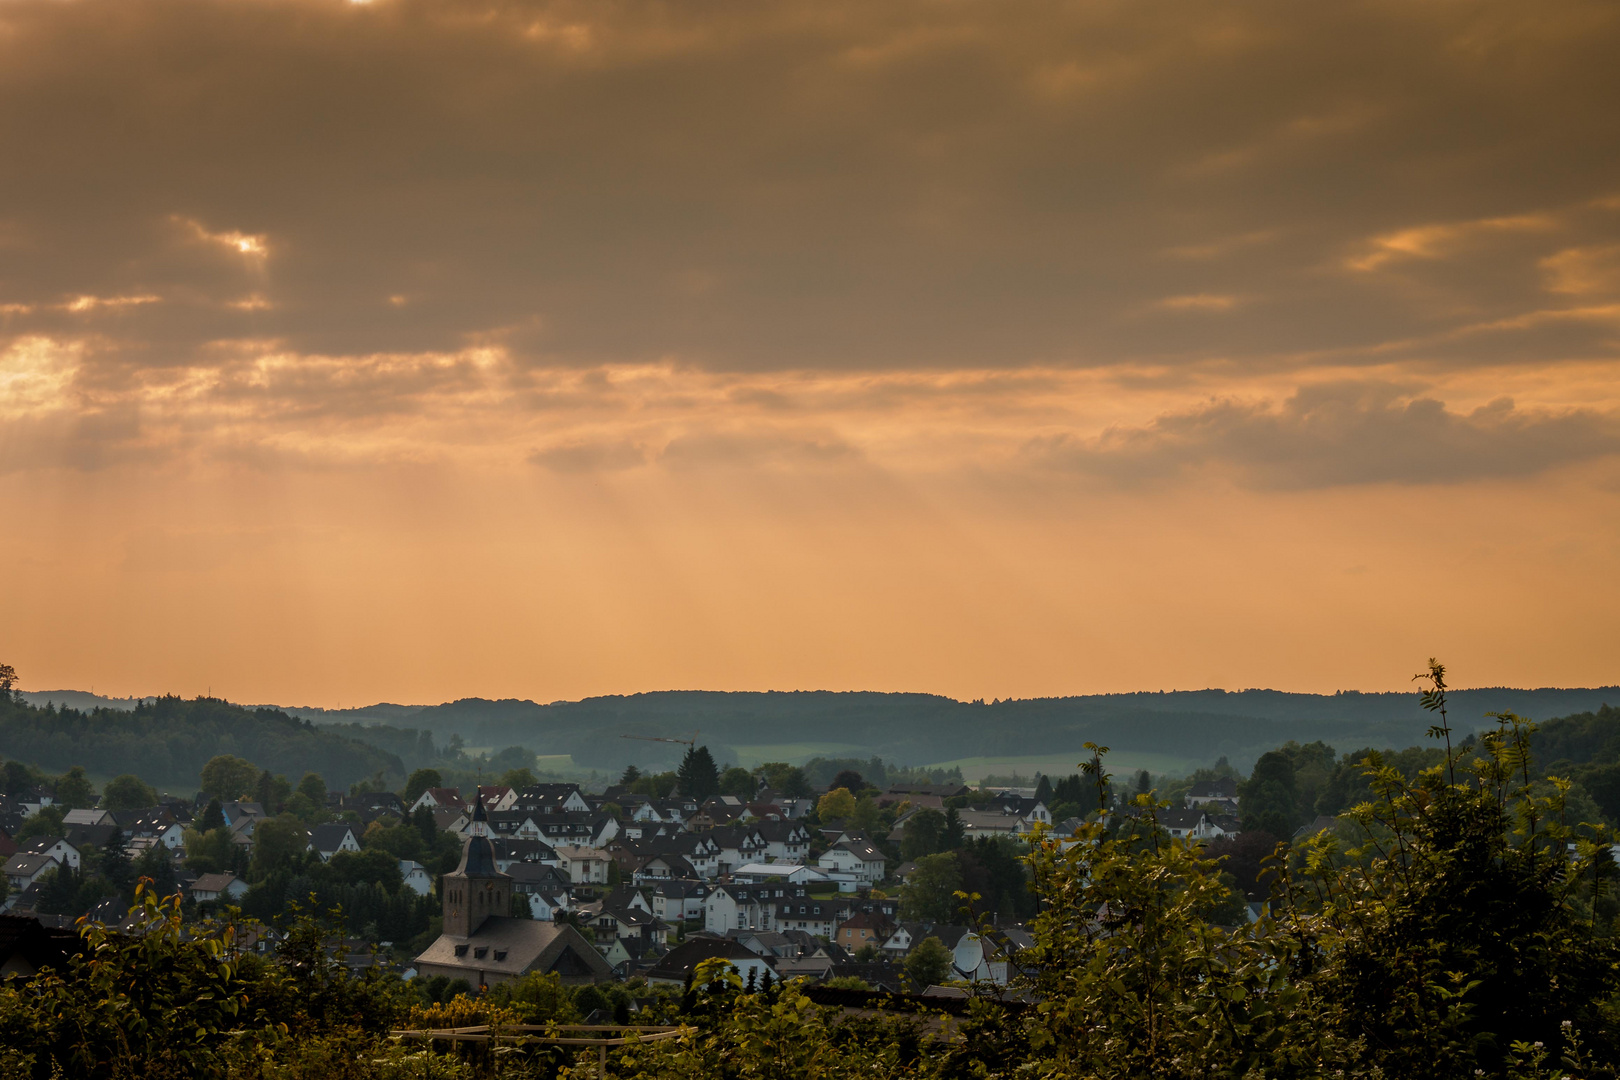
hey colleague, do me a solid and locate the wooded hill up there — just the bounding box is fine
[0,695,403,791]
[292,684,1619,772]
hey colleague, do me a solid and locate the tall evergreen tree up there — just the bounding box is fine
[677,745,720,802]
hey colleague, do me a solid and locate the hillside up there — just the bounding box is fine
[1,694,403,792]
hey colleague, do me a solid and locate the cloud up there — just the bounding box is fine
[0,0,1615,378]
[1030,382,1620,489]
[528,439,648,473]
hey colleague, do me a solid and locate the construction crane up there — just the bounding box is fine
[619,731,699,750]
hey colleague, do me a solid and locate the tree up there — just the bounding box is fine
[251,813,310,879]
[297,772,327,806]
[902,808,946,860]
[830,769,866,794]
[16,805,65,842]
[718,766,755,800]
[618,764,642,787]
[756,762,812,798]
[402,768,442,806]
[1238,750,1298,839]
[904,935,953,989]
[942,806,965,849]
[199,797,226,833]
[899,852,963,922]
[54,766,96,811]
[677,745,720,803]
[183,827,234,874]
[199,755,259,801]
[0,662,16,700]
[101,774,158,811]
[498,768,536,789]
[1034,774,1053,805]
[98,828,135,897]
[817,787,857,822]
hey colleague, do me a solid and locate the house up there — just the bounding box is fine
[399,860,434,897]
[309,824,362,862]
[753,820,813,864]
[881,922,969,960]
[410,788,465,814]
[413,795,611,987]
[509,784,591,816]
[989,792,1052,827]
[817,840,886,887]
[491,837,559,872]
[114,808,187,850]
[952,809,1032,838]
[1186,778,1240,811]
[770,896,844,939]
[649,879,708,924]
[731,862,831,888]
[19,837,80,872]
[190,872,249,903]
[644,937,773,987]
[952,930,1027,986]
[704,884,773,934]
[63,808,115,827]
[836,911,894,952]
[4,854,60,894]
[1158,809,1237,842]
[64,823,119,852]
[554,845,613,885]
[17,787,55,816]
[216,802,266,828]
[506,862,573,920]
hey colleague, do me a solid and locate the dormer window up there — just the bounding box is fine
[454,945,469,957]
[493,950,507,961]
[474,947,488,959]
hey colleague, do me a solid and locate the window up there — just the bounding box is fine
[494,950,508,961]
[454,945,469,957]
[474,947,487,959]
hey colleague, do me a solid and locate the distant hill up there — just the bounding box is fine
[290,685,1620,775]
[23,684,1617,779]
[1,694,403,792]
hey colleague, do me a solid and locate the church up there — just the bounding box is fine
[414,793,612,987]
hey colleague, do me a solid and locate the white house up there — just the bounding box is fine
[554,845,613,885]
[704,884,773,934]
[309,824,362,862]
[399,860,434,897]
[817,840,887,887]
[20,837,80,872]
[731,862,830,888]
[190,872,249,903]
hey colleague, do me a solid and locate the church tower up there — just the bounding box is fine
[441,790,510,938]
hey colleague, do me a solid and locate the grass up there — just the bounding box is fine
[727,743,869,767]
[923,750,1203,784]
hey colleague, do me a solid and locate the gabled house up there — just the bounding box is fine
[491,837,559,872]
[410,788,465,814]
[1186,778,1240,813]
[817,840,886,887]
[506,862,573,920]
[63,808,115,827]
[770,896,843,939]
[645,937,772,987]
[19,837,80,872]
[509,784,591,816]
[3,854,60,894]
[836,911,895,952]
[704,884,774,934]
[189,872,248,903]
[399,860,434,897]
[753,819,813,864]
[310,823,362,862]
[649,879,709,923]
[554,845,613,885]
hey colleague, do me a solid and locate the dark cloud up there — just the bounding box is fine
[1030,382,1620,488]
[0,0,1617,376]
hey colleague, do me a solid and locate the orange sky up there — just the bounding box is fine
[3,0,1619,705]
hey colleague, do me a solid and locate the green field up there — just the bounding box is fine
[923,750,1204,784]
[726,743,869,767]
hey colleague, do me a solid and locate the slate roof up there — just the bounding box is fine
[644,937,762,982]
[309,824,358,853]
[414,918,612,982]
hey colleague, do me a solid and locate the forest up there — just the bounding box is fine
[0,695,403,791]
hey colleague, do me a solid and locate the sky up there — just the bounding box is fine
[3,0,1620,706]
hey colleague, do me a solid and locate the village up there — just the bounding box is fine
[0,748,1246,991]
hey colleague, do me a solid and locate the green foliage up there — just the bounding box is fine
[252,813,312,879]
[900,807,946,860]
[816,787,856,822]
[201,754,266,801]
[184,826,236,874]
[718,765,755,799]
[677,745,720,802]
[903,935,953,988]
[52,766,96,811]
[0,695,401,794]
[900,852,962,922]
[100,773,159,810]
[402,767,443,805]
[756,761,813,797]
[14,805,64,843]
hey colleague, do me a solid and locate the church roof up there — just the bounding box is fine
[414,917,612,981]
